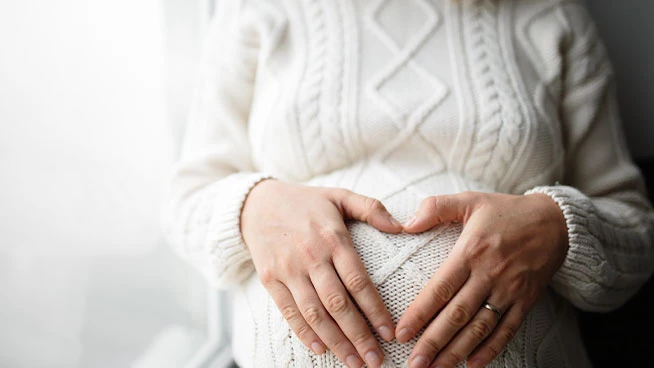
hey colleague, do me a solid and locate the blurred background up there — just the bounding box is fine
[0,1,214,367]
[0,0,652,367]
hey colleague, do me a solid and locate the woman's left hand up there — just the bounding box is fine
[395,191,569,368]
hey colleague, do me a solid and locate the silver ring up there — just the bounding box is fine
[482,302,502,319]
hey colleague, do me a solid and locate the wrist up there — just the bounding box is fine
[246,177,278,199]
[240,178,278,245]
[526,193,570,253]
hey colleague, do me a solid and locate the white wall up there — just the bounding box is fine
[0,1,207,367]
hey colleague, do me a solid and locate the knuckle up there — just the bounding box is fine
[470,319,493,341]
[328,337,350,354]
[404,310,429,331]
[431,280,455,304]
[318,228,348,251]
[463,235,490,261]
[408,315,428,331]
[499,324,518,344]
[487,260,509,281]
[334,188,352,198]
[365,197,384,212]
[258,267,276,285]
[366,305,388,324]
[485,344,503,360]
[295,323,313,340]
[303,305,323,325]
[298,240,319,262]
[447,304,470,327]
[461,191,477,201]
[343,272,370,295]
[325,293,350,315]
[443,350,465,364]
[424,196,440,212]
[357,197,384,219]
[350,331,372,347]
[507,278,527,296]
[420,336,443,354]
[281,305,300,323]
[466,190,485,204]
[320,232,339,249]
[323,187,347,202]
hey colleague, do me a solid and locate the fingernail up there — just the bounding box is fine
[346,355,362,368]
[378,325,393,341]
[365,351,382,367]
[404,216,416,228]
[388,215,402,228]
[311,341,325,354]
[409,355,429,368]
[397,327,412,343]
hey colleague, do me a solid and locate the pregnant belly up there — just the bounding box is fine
[235,185,569,367]
[236,189,465,367]
[348,220,463,367]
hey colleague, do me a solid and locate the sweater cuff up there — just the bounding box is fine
[205,172,273,286]
[524,185,606,304]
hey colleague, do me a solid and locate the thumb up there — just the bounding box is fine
[333,190,403,234]
[404,192,475,233]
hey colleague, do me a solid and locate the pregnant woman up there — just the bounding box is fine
[162,0,654,367]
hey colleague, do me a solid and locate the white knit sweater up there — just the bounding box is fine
[162,0,654,367]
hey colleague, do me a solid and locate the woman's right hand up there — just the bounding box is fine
[241,179,403,368]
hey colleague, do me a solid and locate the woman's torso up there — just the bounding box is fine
[232,0,594,366]
[243,0,585,194]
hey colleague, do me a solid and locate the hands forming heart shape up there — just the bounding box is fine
[242,180,568,368]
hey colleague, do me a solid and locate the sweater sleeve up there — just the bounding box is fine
[161,1,271,288]
[525,4,654,312]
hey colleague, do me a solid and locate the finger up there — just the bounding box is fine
[407,279,489,367]
[404,192,477,233]
[396,254,470,343]
[267,281,326,354]
[429,299,504,368]
[466,305,525,368]
[290,277,365,368]
[332,241,395,341]
[332,189,403,233]
[310,264,386,368]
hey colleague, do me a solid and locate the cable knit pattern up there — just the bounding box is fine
[366,0,448,160]
[526,185,654,312]
[463,0,526,189]
[296,0,351,176]
[162,0,654,367]
[297,0,329,175]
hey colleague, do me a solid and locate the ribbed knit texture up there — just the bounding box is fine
[161,0,654,367]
